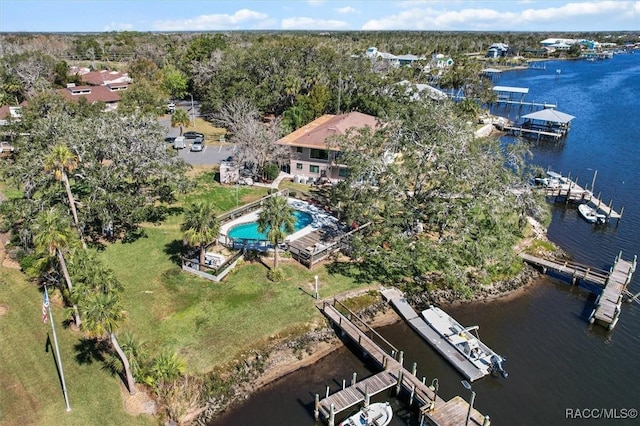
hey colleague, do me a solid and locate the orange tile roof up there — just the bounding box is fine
[277,111,378,150]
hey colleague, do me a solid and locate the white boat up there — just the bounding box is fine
[339,402,393,426]
[422,306,508,379]
[578,204,606,224]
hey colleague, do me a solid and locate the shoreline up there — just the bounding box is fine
[197,262,543,425]
[196,216,554,424]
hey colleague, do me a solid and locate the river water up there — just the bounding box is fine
[210,53,640,425]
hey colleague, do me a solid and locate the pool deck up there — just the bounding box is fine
[219,198,339,248]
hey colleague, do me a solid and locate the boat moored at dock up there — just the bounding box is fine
[578,203,606,224]
[338,402,392,426]
[421,306,508,379]
[384,290,507,382]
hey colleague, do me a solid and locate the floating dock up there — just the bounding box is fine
[382,289,487,382]
[520,251,637,330]
[315,299,489,426]
[589,253,637,330]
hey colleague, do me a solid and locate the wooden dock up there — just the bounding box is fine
[519,253,609,286]
[541,177,623,222]
[589,253,637,330]
[316,300,488,426]
[520,251,637,330]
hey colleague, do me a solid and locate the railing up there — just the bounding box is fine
[216,188,289,225]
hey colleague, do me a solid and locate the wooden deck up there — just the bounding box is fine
[503,125,564,139]
[316,300,488,426]
[590,254,637,330]
[520,251,637,330]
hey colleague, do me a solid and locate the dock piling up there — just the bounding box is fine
[314,394,320,420]
[351,372,357,386]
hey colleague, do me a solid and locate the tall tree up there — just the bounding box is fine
[32,207,82,327]
[80,291,136,395]
[44,144,82,240]
[257,195,295,270]
[181,202,220,271]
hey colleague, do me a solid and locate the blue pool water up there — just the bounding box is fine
[227,210,313,241]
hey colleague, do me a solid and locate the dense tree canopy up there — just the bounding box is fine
[330,97,542,295]
[2,94,188,245]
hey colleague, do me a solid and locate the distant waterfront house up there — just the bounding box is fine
[277,112,378,183]
[431,53,454,68]
[540,38,577,50]
[486,43,511,58]
[365,47,425,67]
[57,83,129,111]
[398,80,447,101]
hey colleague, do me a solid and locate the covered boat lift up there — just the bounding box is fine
[503,108,576,140]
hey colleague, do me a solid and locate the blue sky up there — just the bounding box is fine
[1,1,638,32]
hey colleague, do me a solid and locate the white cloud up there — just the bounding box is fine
[335,6,359,15]
[307,0,326,6]
[154,9,270,31]
[104,22,133,31]
[363,1,640,30]
[281,17,349,30]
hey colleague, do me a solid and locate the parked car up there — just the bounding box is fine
[166,102,176,114]
[164,136,176,143]
[183,131,204,139]
[0,141,15,153]
[190,139,204,152]
[173,136,186,149]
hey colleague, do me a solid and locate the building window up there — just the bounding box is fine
[296,163,303,170]
[296,147,303,153]
[338,168,348,178]
[310,165,320,174]
[310,149,329,160]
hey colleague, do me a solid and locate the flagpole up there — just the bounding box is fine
[44,285,71,412]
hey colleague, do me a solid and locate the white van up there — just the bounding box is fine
[173,136,186,149]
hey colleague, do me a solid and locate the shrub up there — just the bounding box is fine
[267,268,284,282]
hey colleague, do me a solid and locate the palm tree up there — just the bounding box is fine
[181,202,220,271]
[44,144,85,248]
[33,208,82,327]
[80,291,136,395]
[171,108,190,135]
[257,195,295,269]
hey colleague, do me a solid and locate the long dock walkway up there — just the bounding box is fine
[590,253,637,330]
[519,253,609,285]
[316,300,488,426]
[520,251,636,330]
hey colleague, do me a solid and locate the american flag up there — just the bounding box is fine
[42,290,50,323]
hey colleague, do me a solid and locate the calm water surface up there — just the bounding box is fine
[211,54,640,425]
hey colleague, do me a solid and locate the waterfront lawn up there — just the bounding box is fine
[0,268,154,426]
[98,200,363,374]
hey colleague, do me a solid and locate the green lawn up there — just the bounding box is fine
[0,175,369,424]
[0,268,154,426]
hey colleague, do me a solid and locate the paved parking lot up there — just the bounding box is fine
[159,101,235,166]
[176,142,236,166]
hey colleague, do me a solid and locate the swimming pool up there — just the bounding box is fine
[227,210,313,241]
